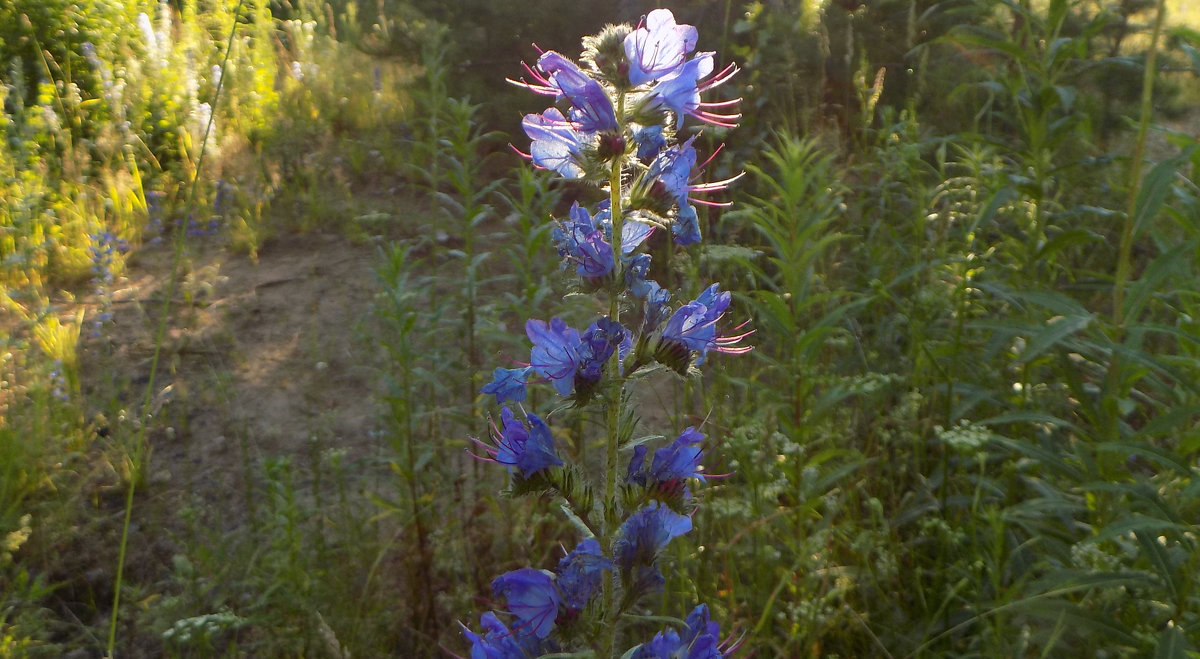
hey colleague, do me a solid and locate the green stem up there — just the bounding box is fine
[1105,0,1166,444]
[601,90,627,659]
[1113,0,1166,328]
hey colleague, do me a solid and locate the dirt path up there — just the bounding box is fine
[82,230,385,518]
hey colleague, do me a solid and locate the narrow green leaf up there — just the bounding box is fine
[1123,241,1196,324]
[1008,599,1138,646]
[1133,144,1199,236]
[1097,441,1193,476]
[1154,625,1191,659]
[1134,530,1180,602]
[1017,314,1093,364]
[1088,514,1190,544]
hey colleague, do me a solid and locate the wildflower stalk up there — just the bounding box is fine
[601,91,627,659]
[466,10,749,657]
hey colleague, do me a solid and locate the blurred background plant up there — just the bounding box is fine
[1,0,1198,655]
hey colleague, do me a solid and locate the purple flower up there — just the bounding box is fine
[643,139,743,217]
[536,51,620,133]
[652,427,707,483]
[577,317,629,384]
[472,406,563,478]
[491,568,562,639]
[461,611,547,659]
[555,538,612,611]
[481,366,532,404]
[554,202,654,282]
[628,428,707,494]
[522,108,588,178]
[632,123,667,160]
[645,52,742,129]
[528,318,583,396]
[554,202,615,279]
[625,253,653,297]
[614,502,693,572]
[630,604,732,659]
[673,204,702,245]
[648,137,698,205]
[621,218,655,255]
[624,9,698,86]
[659,284,752,366]
[642,282,673,333]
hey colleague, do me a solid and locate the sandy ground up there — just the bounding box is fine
[79,230,386,517]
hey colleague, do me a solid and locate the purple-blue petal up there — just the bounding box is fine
[673,204,702,245]
[633,123,667,160]
[491,568,562,639]
[624,9,698,86]
[649,53,715,129]
[481,367,532,404]
[650,427,707,483]
[649,137,698,205]
[522,108,587,178]
[527,317,582,396]
[621,220,654,255]
[556,538,612,610]
[614,502,692,570]
[537,51,619,132]
[521,413,564,475]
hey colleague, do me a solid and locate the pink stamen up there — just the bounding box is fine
[699,62,740,92]
[697,142,725,170]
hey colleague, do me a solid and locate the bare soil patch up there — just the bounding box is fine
[80,230,386,518]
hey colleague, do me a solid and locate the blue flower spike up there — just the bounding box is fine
[467,8,752,656]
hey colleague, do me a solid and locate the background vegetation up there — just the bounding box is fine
[2,0,1199,656]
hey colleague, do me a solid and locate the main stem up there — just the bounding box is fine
[600,91,627,659]
[1106,0,1166,444]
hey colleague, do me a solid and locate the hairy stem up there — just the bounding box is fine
[601,90,627,659]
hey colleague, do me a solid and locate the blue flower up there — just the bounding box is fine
[527,318,583,396]
[628,427,707,494]
[554,202,654,282]
[481,366,532,404]
[642,282,673,333]
[473,406,563,478]
[624,9,698,86]
[629,604,730,659]
[461,611,548,659]
[621,218,655,255]
[555,538,612,611]
[652,427,707,483]
[522,108,588,178]
[577,317,629,384]
[648,137,698,205]
[614,502,692,572]
[637,139,743,218]
[645,52,742,129]
[491,568,562,640]
[625,253,653,297]
[553,202,615,279]
[659,284,752,366]
[632,123,667,160]
[673,204,702,246]
[536,51,619,133]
